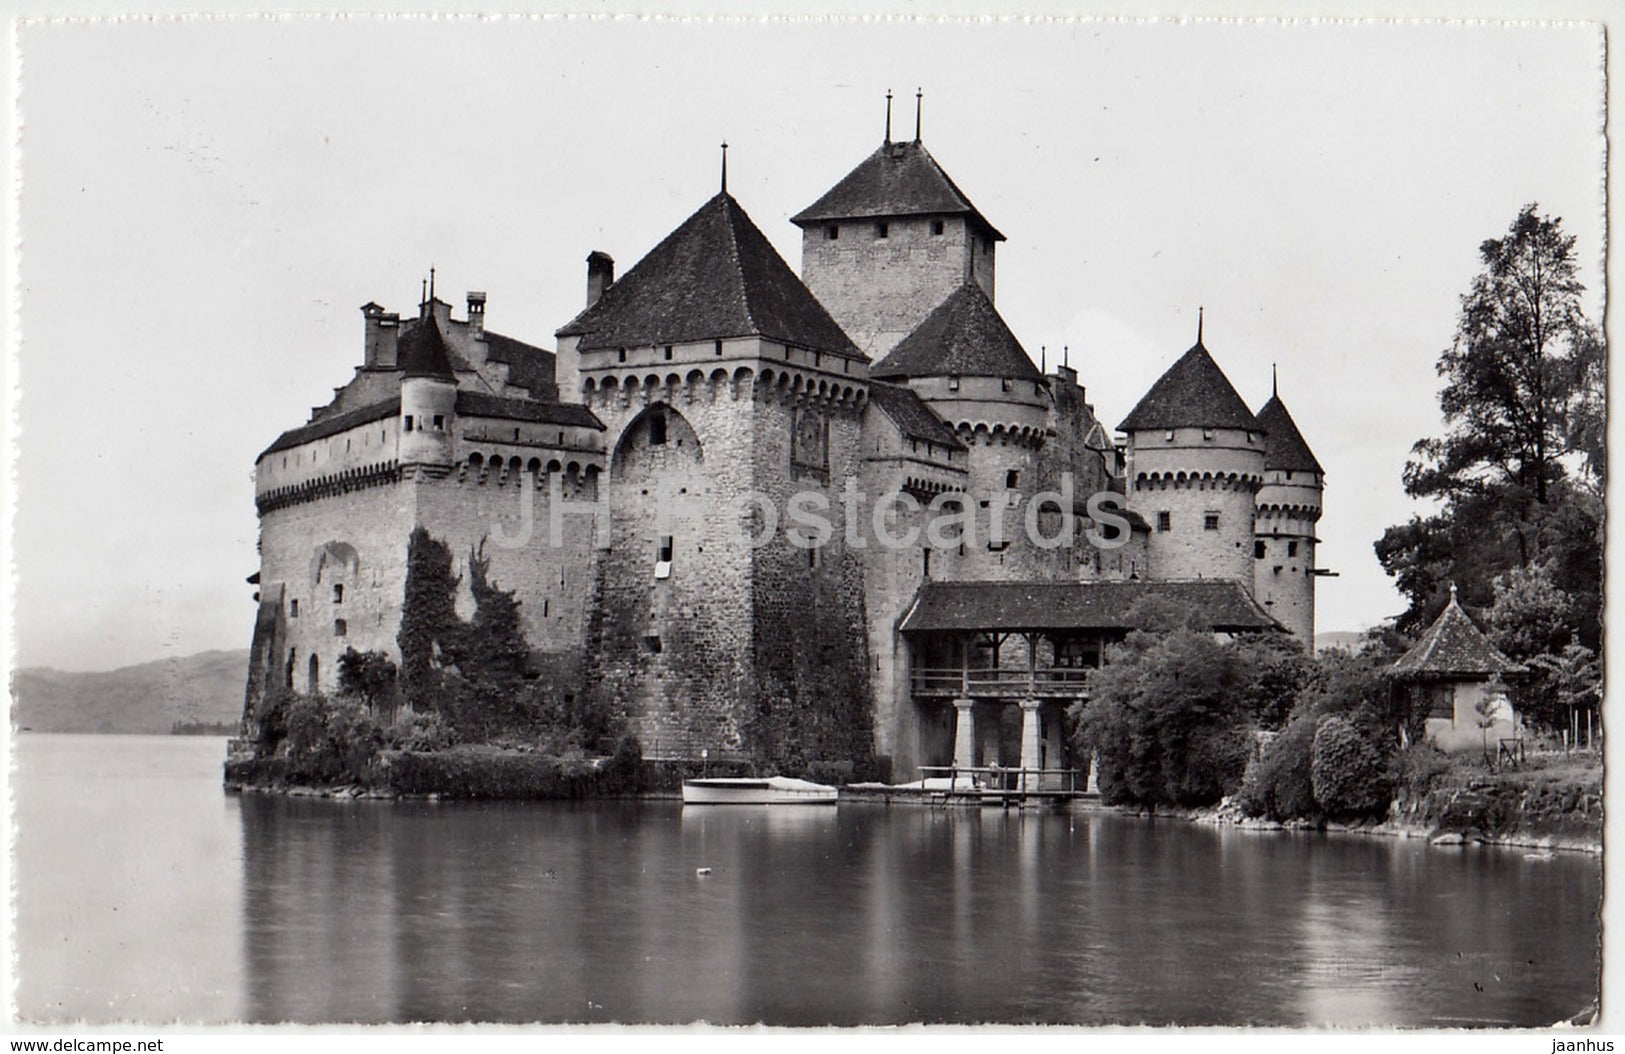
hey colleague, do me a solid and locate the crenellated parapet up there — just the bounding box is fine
[581,364,868,419]
[1133,468,1266,494]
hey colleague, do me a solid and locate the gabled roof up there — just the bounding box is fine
[1391,589,1525,680]
[898,579,1281,634]
[1117,340,1258,432]
[483,332,558,400]
[259,397,401,460]
[791,140,1005,241]
[454,391,604,430]
[557,192,861,358]
[399,315,456,380]
[1255,393,1324,474]
[871,282,1042,381]
[867,382,965,450]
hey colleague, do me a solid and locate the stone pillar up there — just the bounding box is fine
[1019,699,1042,791]
[952,699,977,772]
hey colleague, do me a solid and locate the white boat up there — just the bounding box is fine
[681,776,839,805]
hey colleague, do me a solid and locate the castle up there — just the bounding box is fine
[243,113,1325,780]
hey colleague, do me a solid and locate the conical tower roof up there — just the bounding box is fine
[1256,393,1324,474]
[870,282,1041,381]
[558,192,860,358]
[790,140,1005,242]
[1391,586,1525,680]
[1117,339,1257,432]
[399,314,455,380]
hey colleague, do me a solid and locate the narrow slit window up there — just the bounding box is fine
[333,618,347,637]
[332,584,343,603]
[826,224,839,240]
[404,415,414,432]
[657,535,673,563]
[649,411,667,446]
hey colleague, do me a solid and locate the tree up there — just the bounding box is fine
[1232,633,1317,731]
[337,648,399,718]
[1069,628,1255,808]
[1377,205,1603,647]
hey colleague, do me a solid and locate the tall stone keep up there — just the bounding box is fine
[1252,386,1324,641]
[791,137,1005,358]
[1120,333,1266,589]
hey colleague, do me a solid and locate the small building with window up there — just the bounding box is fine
[1389,585,1525,753]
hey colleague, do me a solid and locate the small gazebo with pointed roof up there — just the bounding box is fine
[1391,584,1526,753]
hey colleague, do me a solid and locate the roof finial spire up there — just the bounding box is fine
[1040,344,1046,373]
[1197,305,1205,346]
[914,87,923,142]
[884,89,893,144]
[429,266,436,302]
[1063,344,1070,369]
[720,141,728,193]
[1272,361,1278,398]
[1449,581,1459,603]
[420,276,428,313]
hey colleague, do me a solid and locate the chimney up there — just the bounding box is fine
[587,251,615,307]
[361,302,386,367]
[1054,363,1079,388]
[376,312,400,368]
[466,291,487,339]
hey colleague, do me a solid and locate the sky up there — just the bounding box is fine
[8,15,1606,671]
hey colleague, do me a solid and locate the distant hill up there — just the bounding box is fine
[12,649,249,734]
[1314,631,1367,655]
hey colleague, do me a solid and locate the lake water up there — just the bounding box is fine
[14,733,1602,1026]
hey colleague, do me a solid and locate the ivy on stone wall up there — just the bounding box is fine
[397,527,461,713]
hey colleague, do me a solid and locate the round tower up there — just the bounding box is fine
[1120,331,1265,587]
[397,314,458,476]
[1253,386,1324,642]
[870,282,1053,578]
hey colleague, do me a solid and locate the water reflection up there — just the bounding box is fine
[230,799,1599,1025]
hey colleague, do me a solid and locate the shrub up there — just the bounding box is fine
[805,759,856,787]
[1394,741,1454,799]
[1237,713,1320,821]
[1310,715,1393,820]
[389,709,456,753]
[381,747,598,799]
[283,693,385,785]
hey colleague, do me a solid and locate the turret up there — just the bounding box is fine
[1119,328,1265,587]
[1253,383,1324,641]
[397,315,457,476]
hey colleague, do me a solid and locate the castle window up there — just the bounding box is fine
[931,219,944,236]
[1204,512,1220,531]
[948,375,960,392]
[290,599,299,618]
[333,584,344,604]
[809,546,821,570]
[664,345,673,360]
[618,348,627,363]
[333,618,347,637]
[875,221,889,239]
[649,411,667,446]
[404,415,414,432]
[643,635,663,654]
[989,539,1009,552]
[1165,430,1175,442]
[826,224,839,240]
[715,340,724,356]
[1001,377,1012,392]
[1288,540,1299,557]
[1006,470,1019,489]
[1156,511,1171,532]
[1203,428,1215,441]
[657,535,673,563]
[922,548,931,578]
[1255,540,1266,559]
[433,415,445,430]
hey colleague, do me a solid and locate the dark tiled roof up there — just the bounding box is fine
[791,140,1005,241]
[1118,340,1258,432]
[899,579,1281,634]
[557,193,860,358]
[455,391,604,430]
[871,282,1042,381]
[1255,393,1324,474]
[1390,591,1524,679]
[867,382,965,449]
[483,331,558,400]
[399,315,456,379]
[259,397,400,460]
